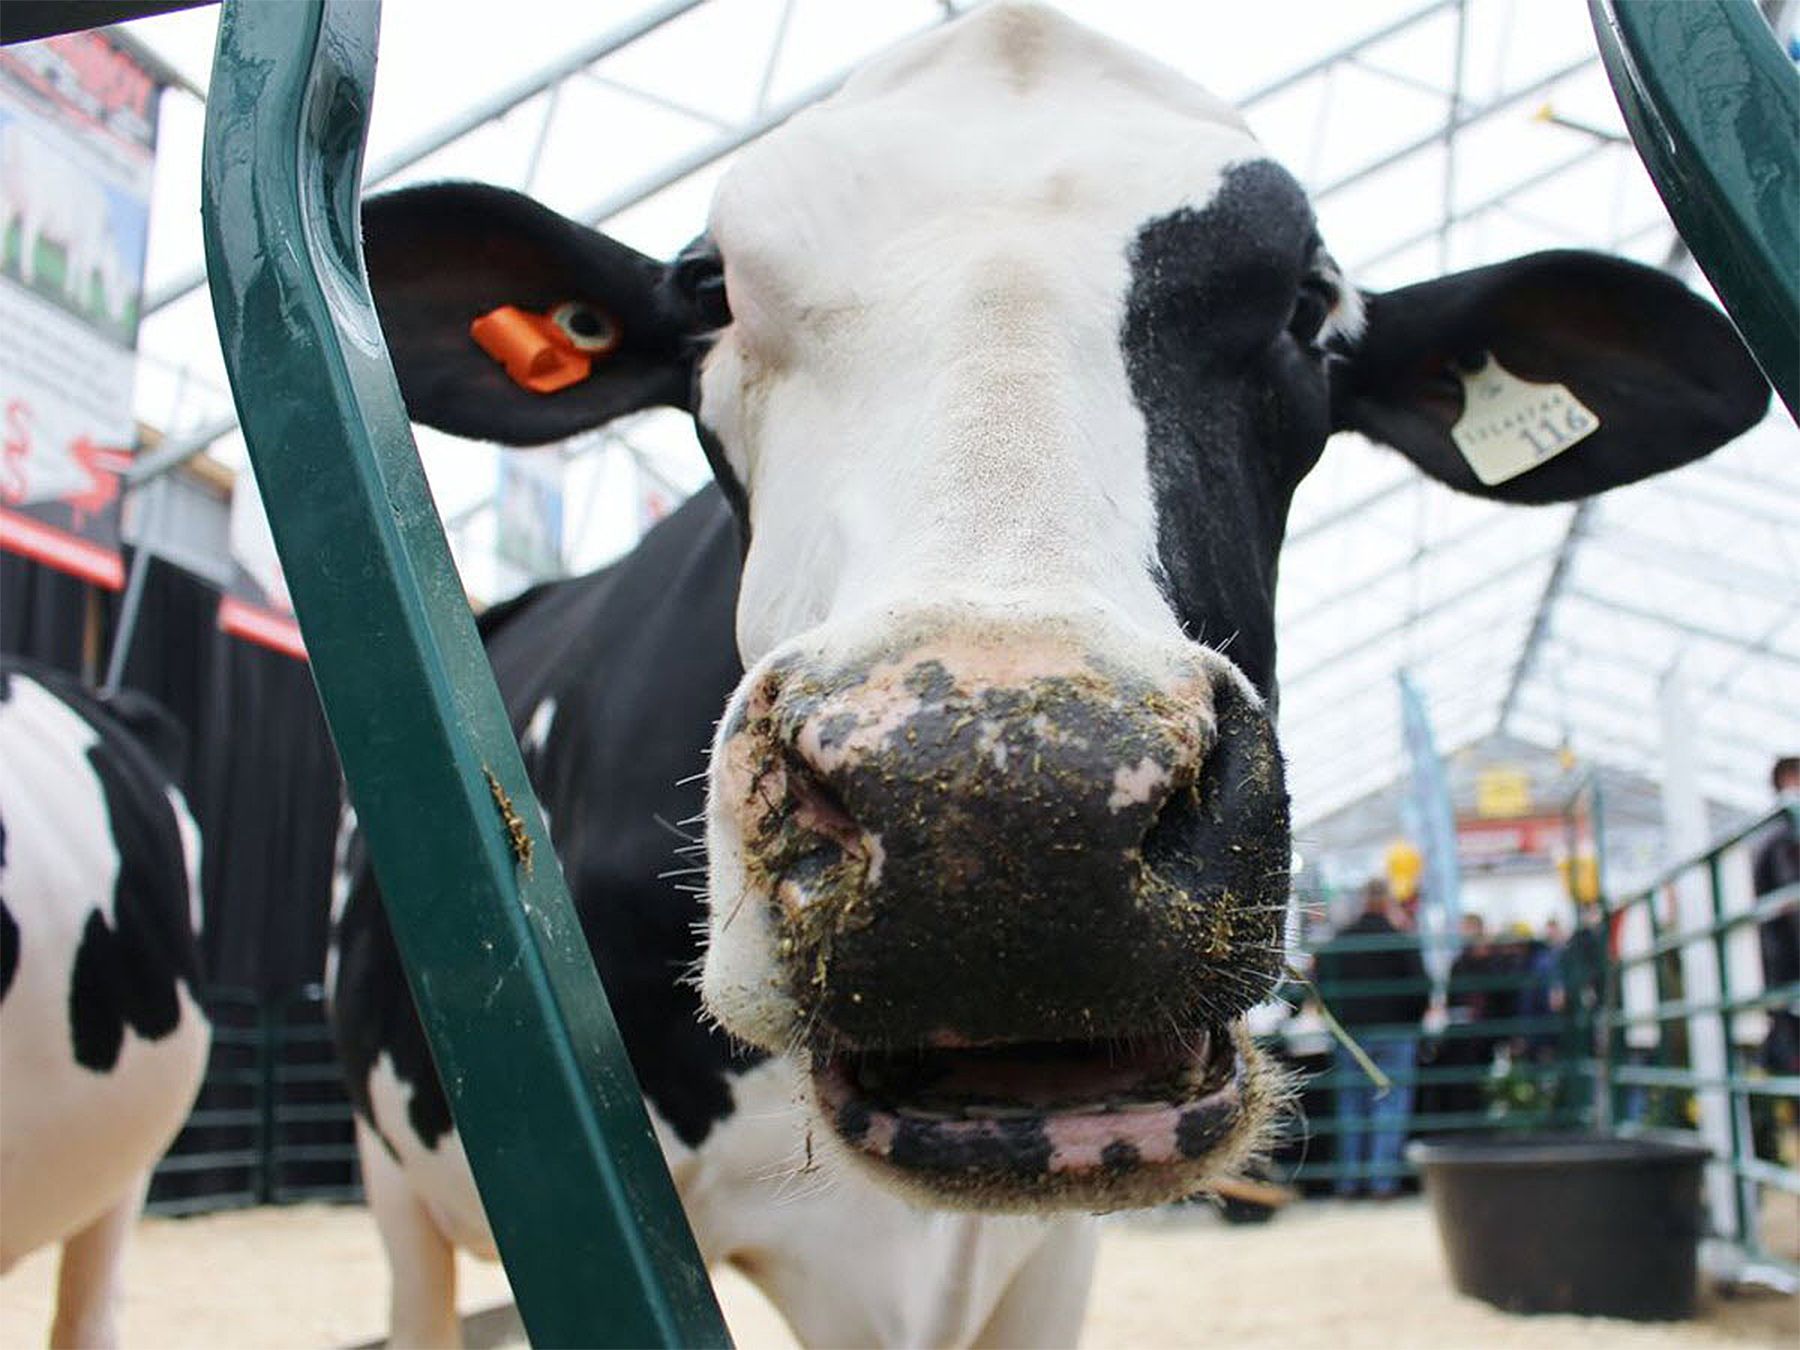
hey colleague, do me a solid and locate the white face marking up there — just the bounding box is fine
[696,4,1333,1052]
[699,5,1270,668]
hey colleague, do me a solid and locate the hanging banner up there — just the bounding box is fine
[1398,670,1463,995]
[0,31,159,589]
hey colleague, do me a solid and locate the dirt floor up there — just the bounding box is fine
[2,1197,1793,1348]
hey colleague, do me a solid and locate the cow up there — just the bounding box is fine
[0,658,210,1348]
[330,4,1769,1345]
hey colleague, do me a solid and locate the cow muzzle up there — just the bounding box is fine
[710,623,1290,1207]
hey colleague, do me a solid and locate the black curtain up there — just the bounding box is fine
[2,549,341,995]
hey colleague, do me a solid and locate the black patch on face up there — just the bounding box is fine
[1175,1098,1235,1160]
[889,1116,1053,1181]
[1122,159,1336,702]
[836,1098,873,1145]
[693,413,750,552]
[0,895,17,1006]
[901,660,956,703]
[66,735,200,1073]
[813,710,861,753]
[1102,1139,1142,1174]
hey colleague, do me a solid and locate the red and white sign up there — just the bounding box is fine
[0,31,158,589]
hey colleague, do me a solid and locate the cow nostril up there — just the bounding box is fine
[1138,777,1203,876]
[783,747,861,847]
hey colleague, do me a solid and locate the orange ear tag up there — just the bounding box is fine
[469,302,620,395]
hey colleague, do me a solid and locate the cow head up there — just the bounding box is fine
[362,3,1767,1209]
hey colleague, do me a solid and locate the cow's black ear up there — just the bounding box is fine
[1330,250,1770,503]
[362,183,697,445]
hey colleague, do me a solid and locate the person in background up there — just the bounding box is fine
[1556,900,1608,1110]
[1752,756,1799,1075]
[1434,913,1498,1118]
[1316,879,1431,1198]
[1520,916,1567,1061]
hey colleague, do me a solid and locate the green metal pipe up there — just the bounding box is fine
[199,1,725,1342]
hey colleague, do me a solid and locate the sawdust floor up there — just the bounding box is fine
[1,1197,1793,1348]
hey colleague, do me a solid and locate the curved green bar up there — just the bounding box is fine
[199,2,727,1344]
[1590,0,1799,419]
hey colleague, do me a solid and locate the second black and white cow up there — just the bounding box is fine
[332,5,1769,1345]
[0,658,210,1348]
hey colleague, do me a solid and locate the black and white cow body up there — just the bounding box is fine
[0,659,209,1348]
[334,494,1097,1347]
[333,5,1768,1345]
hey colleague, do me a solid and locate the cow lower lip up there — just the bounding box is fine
[814,1026,1247,1200]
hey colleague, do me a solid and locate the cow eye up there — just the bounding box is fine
[550,302,621,354]
[1287,276,1335,347]
[674,245,732,330]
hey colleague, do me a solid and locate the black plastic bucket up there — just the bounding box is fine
[1407,1132,1711,1320]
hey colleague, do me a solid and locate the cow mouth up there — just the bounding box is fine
[812,1022,1261,1209]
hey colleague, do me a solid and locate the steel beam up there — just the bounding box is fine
[1536,630,1798,726]
[1279,503,1515,630]
[125,412,241,486]
[1702,597,1800,701]
[144,0,708,316]
[1281,545,1556,690]
[1313,55,1596,204]
[1284,470,1419,546]
[1641,475,1800,533]
[1234,0,1461,109]
[1514,685,1773,762]
[1561,586,1800,667]
[1354,142,1614,273]
[1281,638,1516,749]
[577,70,845,225]
[1436,0,1469,272]
[1496,501,1590,734]
[1583,523,1800,605]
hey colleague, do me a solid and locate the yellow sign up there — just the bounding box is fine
[1476,767,1532,818]
[1559,854,1600,904]
[1386,840,1423,900]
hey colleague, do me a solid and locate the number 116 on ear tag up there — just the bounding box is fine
[1451,354,1601,486]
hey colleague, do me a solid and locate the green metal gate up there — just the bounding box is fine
[1595,803,1800,1286]
[198,1,726,1342]
[149,986,361,1217]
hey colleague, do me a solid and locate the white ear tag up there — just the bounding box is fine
[1450,355,1601,486]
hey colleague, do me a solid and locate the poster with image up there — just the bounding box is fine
[0,30,158,588]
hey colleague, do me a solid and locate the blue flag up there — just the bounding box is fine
[1399,670,1462,995]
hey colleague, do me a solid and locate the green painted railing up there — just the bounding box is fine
[149,987,361,1217]
[199,1,726,1343]
[1590,0,1800,418]
[1265,936,1588,1192]
[1595,801,1800,1284]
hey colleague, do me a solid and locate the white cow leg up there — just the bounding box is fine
[47,1174,145,1350]
[970,1219,1097,1350]
[357,1120,461,1349]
